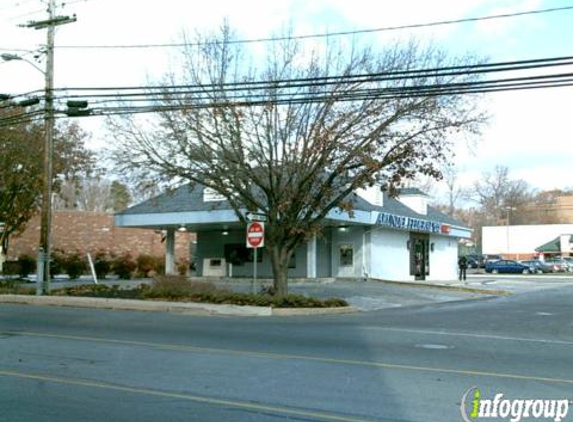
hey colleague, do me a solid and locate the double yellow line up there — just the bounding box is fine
[6,330,573,385]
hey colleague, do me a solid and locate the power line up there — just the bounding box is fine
[51,5,573,50]
[3,54,573,126]
[4,75,573,127]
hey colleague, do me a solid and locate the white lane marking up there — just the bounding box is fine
[363,326,573,346]
[415,344,452,350]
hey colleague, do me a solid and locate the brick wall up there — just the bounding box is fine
[7,211,194,263]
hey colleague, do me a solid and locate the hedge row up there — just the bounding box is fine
[2,252,190,280]
[50,276,349,308]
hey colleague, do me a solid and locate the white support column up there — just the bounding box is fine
[307,235,317,278]
[165,228,176,275]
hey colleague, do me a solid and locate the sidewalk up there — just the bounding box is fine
[367,276,511,295]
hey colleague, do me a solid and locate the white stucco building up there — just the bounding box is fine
[115,185,471,281]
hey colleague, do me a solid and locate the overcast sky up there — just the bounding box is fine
[1,0,572,196]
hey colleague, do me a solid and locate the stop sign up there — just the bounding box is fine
[246,222,265,248]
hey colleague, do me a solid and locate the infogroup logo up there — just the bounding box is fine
[460,387,571,422]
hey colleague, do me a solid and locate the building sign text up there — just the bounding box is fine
[376,212,443,234]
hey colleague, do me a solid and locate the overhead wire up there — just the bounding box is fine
[3,70,573,127]
[50,5,573,50]
[2,6,573,125]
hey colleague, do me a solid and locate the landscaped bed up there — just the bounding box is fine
[0,276,348,308]
[0,279,35,295]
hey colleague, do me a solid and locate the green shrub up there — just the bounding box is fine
[144,275,222,299]
[51,283,140,299]
[136,254,156,277]
[93,251,111,279]
[112,254,137,279]
[153,257,165,275]
[1,261,20,275]
[18,254,36,278]
[63,252,87,280]
[0,279,35,295]
[48,276,348,308]
[50,249,66,276]
[177,260,189,276]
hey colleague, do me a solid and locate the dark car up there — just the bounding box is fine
[520,259,552,274]
[467,255,480,269]
[485,259,534,274]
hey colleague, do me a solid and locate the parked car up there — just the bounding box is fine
[467,255,481,269]
[520,259,553,274]
[485,259,534,274]
[480,254,502,268]
[562,257,573,271]
[544,258,571,273]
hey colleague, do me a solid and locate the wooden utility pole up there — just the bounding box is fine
[21,0,76,294]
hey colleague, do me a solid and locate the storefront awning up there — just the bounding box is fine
[535,237,561,253]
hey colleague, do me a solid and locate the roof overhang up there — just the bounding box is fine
[115,207,471,239]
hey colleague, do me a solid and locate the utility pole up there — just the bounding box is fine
[505,206,516,260]
[21,0,76,295]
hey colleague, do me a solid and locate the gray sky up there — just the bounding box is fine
[1,0,571,194]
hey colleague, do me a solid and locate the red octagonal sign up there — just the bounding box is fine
[246,222,265,248]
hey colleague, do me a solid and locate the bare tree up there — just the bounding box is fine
[442,166,470,217]
[473,165,533,225]
[53,178,133,212]
[108,26,485,295]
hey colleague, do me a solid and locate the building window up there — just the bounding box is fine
[339,244,354,267]
[224,244,263,265]
[288,253,296,269]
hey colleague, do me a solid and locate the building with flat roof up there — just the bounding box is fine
[482,224,573,260]
[115,184,471,281]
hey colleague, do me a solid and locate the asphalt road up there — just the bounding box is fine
[1,284,572,422]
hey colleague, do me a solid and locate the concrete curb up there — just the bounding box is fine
[272,306,358,316]
[369,279,511,296]
[0,295,357,317]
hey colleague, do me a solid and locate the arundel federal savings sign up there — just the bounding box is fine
[375,212,449,234]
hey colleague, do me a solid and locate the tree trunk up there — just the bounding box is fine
[269,244,291,297]
[0,234,8,274]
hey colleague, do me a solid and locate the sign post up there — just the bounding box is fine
[246,221,265,294]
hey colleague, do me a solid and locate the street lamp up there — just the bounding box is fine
[505,206,517,259]
[1,53,45,75]
[2,51,54,295]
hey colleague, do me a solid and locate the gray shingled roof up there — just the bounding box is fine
[397,187,429,196]
[116,184,230,215]
[119,183,468,228]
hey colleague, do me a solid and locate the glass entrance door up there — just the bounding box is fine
[410,233,430,280]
